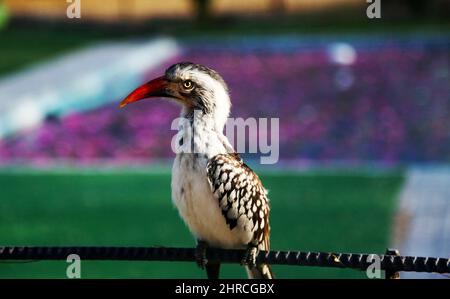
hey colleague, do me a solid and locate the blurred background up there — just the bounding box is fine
[0,0,449,278]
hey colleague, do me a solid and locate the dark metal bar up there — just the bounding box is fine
[385,248,401,279]
[0,246,449,274]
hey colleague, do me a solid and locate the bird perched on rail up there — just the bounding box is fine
[120,62,273,279]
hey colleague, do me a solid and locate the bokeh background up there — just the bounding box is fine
[0,0,449,278]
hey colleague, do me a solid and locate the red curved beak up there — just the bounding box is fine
[119,76,170,108]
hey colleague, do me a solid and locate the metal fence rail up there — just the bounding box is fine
[1,246,449,278]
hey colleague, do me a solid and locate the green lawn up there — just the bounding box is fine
[0,168,403,278]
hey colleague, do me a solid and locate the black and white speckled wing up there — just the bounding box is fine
[206,153,270,250]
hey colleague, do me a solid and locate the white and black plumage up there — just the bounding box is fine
[120,62,273,279]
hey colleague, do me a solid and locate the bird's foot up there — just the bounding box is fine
[241,245,258,268]
[195,241,208,270]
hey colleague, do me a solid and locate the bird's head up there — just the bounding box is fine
[120,62,231,128]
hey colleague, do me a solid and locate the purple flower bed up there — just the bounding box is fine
[0,37,449,165]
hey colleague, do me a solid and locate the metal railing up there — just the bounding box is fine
[1,246,449,279]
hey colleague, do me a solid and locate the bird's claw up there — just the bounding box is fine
[195,241,208,270]
[241,246,258,268]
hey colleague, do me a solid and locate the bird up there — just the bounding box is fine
[120,62,273,279]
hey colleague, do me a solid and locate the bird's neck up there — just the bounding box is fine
[176,109,233,158]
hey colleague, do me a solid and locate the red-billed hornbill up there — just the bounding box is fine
[120,62,273,279]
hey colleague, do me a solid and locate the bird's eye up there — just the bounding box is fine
[182,80,194,90]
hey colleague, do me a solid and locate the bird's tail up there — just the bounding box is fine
[246,264,274,279]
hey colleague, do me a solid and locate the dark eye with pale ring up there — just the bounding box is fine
[182,80,194,90]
